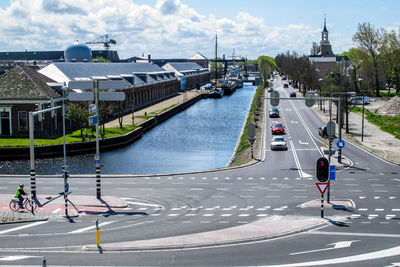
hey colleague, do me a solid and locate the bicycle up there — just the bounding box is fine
[9,196,37,212]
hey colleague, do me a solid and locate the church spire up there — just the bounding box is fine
[323,14,328,32]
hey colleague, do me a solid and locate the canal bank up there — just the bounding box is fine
[0,90,204,160]
[0,85,257,175]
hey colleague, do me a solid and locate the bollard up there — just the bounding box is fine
[42,256,47,267]
[96,219,100,246]
[324,139,327,147]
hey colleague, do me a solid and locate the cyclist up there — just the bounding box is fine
[15,184,27,209]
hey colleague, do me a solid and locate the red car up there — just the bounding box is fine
[271,122,285,134]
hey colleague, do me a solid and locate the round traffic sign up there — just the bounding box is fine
[336,140,345,149]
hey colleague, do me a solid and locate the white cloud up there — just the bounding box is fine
[0,0,344,59]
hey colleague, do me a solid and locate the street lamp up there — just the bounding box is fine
[61,83,69,217]
[358,78,365,142]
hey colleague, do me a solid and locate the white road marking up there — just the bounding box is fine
[203,214,214,217]
[368,214,379,219]
[126,201,160,207]
[0,221,47,235]
[389,197,397,199]
[299,140,309,145]
[0,255,39,261]
[358,208,368,211]
[52,208,61,214]
[221,214,232,217]
[68,221,115,234]
[167,214,179,217]
[375,208,384,211]
[291,240,359,255]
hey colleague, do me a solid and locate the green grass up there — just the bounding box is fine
[235,83,265,154]
[379,91,400,97]
[0,125,138,148]
[352,107,400,139]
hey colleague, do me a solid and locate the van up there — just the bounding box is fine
[349,96,370,105]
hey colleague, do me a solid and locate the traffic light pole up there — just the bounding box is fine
[321,194,324,218]
[94,80,101,199]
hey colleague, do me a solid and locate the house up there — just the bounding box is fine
[0,66,62,138]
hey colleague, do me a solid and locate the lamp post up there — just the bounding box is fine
[61,83,69,217]
[358,78,365,142]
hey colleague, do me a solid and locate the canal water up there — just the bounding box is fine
[0,84,256,175]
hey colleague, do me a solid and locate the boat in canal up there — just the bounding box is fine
[208,87,224,98]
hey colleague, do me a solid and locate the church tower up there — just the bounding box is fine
[319,17,334,57]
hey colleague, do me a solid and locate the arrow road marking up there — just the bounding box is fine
[291,240,359,255]
[291,120,298,124]
[290,140,313,178]
[299,140,309,145]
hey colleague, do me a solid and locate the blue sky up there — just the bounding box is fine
[0,0,399,59]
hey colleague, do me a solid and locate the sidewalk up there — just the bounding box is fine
[311,103,400,165]
[0,194,127,223]
[105,89,203,128]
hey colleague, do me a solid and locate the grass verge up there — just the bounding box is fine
[0,125,138,147]
[352,107,400,139]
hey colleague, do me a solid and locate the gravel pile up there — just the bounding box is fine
[377,96,400,115]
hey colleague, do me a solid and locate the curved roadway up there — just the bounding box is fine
[0,76,399,266]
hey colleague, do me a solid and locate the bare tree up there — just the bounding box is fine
[353,22,384,96]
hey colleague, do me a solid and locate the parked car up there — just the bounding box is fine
[268,87,274,92]
[270,136,288,150]
[271,122,285,134]
[349,96,370,105]
[283,84,289,88]
[290,92,296,97]
[269,107,280,118]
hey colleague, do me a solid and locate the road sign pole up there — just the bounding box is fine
[321,194,324,218]
[94,80,101,199]
[29,112,36,199]
[338,97,342,163]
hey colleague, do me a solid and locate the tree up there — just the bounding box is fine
[353,22,384,96]
[66,103,89,141]
[257,56,276,84]
[380,28,400,94]
[209,62,223,79]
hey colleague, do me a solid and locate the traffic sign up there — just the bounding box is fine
[270,90,279,106]
[247,123,256,139]
[89,104,97,114]
[327,121,336,137]
[330,165,336,181]
[316,182,329,195]
[336,140,345,149]
[89,115,98,126]
[305,91,316,107]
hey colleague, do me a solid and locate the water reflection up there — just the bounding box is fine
[0,85,256,175]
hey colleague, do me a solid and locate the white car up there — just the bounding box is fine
[270,136,288,150]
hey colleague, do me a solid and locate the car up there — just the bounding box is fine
[270,136,287,150]
[349,96,370,105]
[318,125,337,139]
[268,87,274,92]
[271,122,285,134]
[269,107,280,118]
[318,125,328,138]
[283,84,289,88]
[290,92,296,97]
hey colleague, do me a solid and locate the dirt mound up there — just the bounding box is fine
[377,96,400,115]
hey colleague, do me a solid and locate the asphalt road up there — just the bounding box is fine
[0,76,399,266]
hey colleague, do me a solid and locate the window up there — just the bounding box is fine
[18,111,28,131]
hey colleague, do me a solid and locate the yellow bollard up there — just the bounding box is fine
[96,219,100,246]
[324,139,327,147]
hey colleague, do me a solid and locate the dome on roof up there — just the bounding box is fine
[64,41,92,62]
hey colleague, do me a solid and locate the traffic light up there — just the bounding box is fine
[316,157,329,182]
